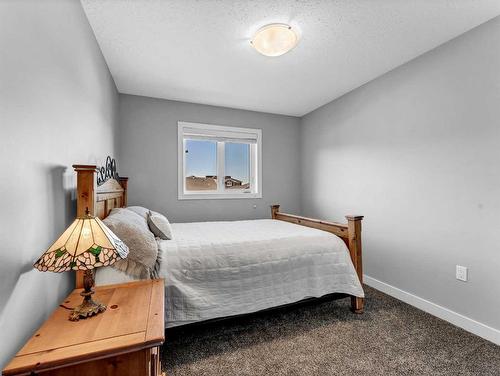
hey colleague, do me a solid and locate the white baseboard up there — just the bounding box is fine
[363,275,500,345]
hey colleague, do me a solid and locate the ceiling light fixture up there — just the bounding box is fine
[251,23,298,57]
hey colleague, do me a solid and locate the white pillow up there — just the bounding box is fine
[147,211,173,240]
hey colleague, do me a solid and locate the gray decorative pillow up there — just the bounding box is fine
[147,211,173,240]
[127,206,151,220]
[103,208,158,279]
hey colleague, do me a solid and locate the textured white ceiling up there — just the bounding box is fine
[81,1,500,116]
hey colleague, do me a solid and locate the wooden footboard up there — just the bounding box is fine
[271,205,364,313]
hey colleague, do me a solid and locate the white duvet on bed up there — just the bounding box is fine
[96,219,364,327]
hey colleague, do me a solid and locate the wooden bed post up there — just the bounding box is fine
[72,164,98,289]
[271,204,280,219]
[346,215,364,314]
[118,177,129,207]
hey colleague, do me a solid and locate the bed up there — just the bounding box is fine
[73,157,365,327]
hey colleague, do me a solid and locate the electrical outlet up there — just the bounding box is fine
[456,265,468,282]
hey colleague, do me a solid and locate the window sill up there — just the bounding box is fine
[178,192,262,200]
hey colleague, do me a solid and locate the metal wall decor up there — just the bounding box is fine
[97,156,119,186]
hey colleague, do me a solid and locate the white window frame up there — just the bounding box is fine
[178,121,262,200]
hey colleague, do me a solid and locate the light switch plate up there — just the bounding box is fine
[456,265,468,282]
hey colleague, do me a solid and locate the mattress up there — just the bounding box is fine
[96,219,364,327]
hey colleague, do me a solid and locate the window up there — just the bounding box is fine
[178,121,262,199]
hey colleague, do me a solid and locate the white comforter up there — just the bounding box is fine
[96,219,364,327]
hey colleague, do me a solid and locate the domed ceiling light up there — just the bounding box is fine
[251,23,298,57]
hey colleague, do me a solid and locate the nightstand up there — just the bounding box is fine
[3,279,165,376]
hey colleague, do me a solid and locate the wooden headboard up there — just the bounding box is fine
[73,157,128,288]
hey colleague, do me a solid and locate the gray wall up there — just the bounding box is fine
[300,17,500,331]
[118,94,301,222]
[0,0,118,368]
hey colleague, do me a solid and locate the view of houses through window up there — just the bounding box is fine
[178,121,261,199]
[185,140,250,191]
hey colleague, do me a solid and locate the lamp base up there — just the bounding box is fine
[69,296,106,321]
[69,269,106,321]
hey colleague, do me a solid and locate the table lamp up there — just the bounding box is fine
[34,209,129,321]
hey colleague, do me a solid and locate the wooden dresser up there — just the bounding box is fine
[3,279,165,376]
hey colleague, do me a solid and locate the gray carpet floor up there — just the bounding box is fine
[162,286,500,375]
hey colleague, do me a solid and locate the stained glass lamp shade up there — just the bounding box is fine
[34,215,128,272]
[34,211,129,320]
